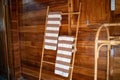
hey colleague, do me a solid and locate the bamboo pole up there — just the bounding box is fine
[69,3,81,80]
[103,23,120,27]
[98,40,120,45]
[94,24,109,80]
[61,12,80,15]
[39,6,49,80]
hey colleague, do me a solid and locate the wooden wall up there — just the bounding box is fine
[0,0,8,77]
[110,46,120,80]
[109,0,120,80]
[9,0,21,79]
[111,0,120,22]
[8,0,120,80]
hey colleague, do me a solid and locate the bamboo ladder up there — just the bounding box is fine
[94,23,120,80]
[39,2,81,80]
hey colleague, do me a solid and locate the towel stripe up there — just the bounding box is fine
[44,45,56,50]
[55,63,70,70]
[45,33,58,37]
[56,60,70,66]
[47,21,61,25]
[55,67,69,73]
[45,36,58,40]
[56,57,71,63]
[48,15,62,19]
[46,24,60,27]
[58,44,73,48]
[55,70,69,77]
[46,30,59,34]
[58,47,72,52]
[46,27,60,31]
[45,39,57,44]
[57,50,72,56]
[59,36,74,41]
[47,18,61,21]
[57,54,72,59]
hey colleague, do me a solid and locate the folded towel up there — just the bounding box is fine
[55,36,74,77]
[48,12,62,20]
[44,12,62,50]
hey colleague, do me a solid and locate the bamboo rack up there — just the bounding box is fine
[94,23,120,80]
[39,2,81,80]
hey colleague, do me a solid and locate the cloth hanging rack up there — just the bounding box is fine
[39,2,81,80]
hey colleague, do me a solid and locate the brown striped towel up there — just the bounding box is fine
[44,12,62,50]
[55,36,74,77]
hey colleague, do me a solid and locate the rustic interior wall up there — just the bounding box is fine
[9,0,21,79]
[9,0,120,80]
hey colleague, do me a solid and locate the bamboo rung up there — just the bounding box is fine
[61,12,80,15]
[42,60,73,68]
[98,40,120,45]
[42,61,55,65]
[103,23,120,27]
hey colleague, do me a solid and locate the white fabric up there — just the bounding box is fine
[46,27,59,31]
[57,50,72,56]
[44,45,56,50]
[58,43,73,48]
[56,57,71,63]
[55,63,69,70]
[48,14,62,19]
[59,36,74,41]
[45,33,58,37]
[47,21,61,25]
[44,12,62,50]
[45,39,57,44]
[55,70,69,77]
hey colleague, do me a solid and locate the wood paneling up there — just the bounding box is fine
[111,0,120,22]
[9,0,21,79]
[0,0,8,78]
[110,46,120,80]
[9,0,119,80]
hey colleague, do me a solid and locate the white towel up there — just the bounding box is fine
[55,36,74,77]
[44,12,62,50]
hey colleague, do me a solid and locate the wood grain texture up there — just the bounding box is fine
[9,0,120,80]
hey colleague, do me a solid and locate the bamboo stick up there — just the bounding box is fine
[39,6,49,80]
[103,23,120,27]
[42,61,73,68]
[94,23,120,80]
[94,24,110,80]
[69,2,81,80]
[98,40,120,45]
[61,12,80,15]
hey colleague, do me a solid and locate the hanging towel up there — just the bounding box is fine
[44,12,62,50]
[55,36,74,77]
